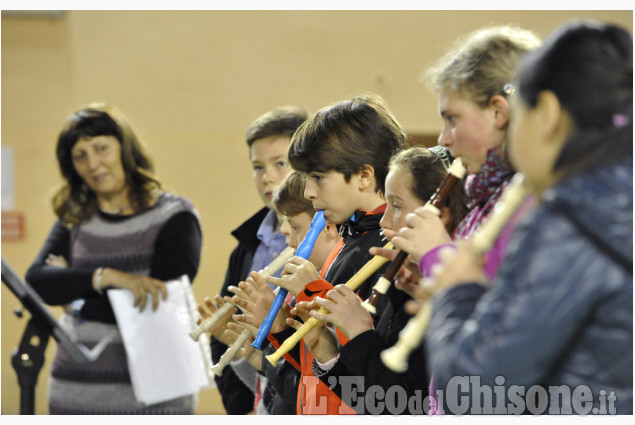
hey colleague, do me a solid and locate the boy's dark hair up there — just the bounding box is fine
[287,92,406,195]
[272,171,315,218]
[246,106,310,147]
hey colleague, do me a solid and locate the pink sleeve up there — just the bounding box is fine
[418,243,457,277]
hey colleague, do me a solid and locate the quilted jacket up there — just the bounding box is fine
[426,156,633,415]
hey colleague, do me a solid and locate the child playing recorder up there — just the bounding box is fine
[265,92,405,414]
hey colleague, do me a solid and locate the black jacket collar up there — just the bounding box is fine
[231,207,270,250]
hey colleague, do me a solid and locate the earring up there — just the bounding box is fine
[79,182,89,203]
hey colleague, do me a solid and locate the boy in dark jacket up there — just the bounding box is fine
[211,106,308,414]
[265,93,405,414]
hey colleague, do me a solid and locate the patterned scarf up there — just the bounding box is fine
[453,146,515,239]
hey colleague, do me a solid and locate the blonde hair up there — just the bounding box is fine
[423,25,541,107]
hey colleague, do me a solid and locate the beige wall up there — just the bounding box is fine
[1,10,631,415]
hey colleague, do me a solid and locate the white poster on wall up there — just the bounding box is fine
[2,146,14,210]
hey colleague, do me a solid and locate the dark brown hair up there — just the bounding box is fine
[288,92,405,195]
[389,146,468,234]
[246,106,310,147]
[53,103,161,225]
[515,20,632,174]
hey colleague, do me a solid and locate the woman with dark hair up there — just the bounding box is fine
[26,103,203,414]
[51,104,161,225]
[418,20,632,414]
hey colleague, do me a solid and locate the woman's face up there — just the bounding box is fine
[71,135,127,199]
[436,89,506,174]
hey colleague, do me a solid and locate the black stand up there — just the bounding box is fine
[11,318,49,415]
[2,257,112,415]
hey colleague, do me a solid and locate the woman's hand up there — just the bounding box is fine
[46,254,68,268]
[99,268,168,312]
[266,257,320,297]
[311,285,374,340]
[289,301,340,364]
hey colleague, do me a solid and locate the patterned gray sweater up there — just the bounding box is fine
[26,192,202,323]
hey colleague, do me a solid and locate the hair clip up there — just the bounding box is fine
[612,114,629,128]
[503,83,516,96]
[428,145,452,171]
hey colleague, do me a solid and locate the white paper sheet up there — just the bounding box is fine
[108,275,213,405]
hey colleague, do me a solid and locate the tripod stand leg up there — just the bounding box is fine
[11,317,50,415]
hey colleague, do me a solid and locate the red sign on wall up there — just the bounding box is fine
[2,211,25,241]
